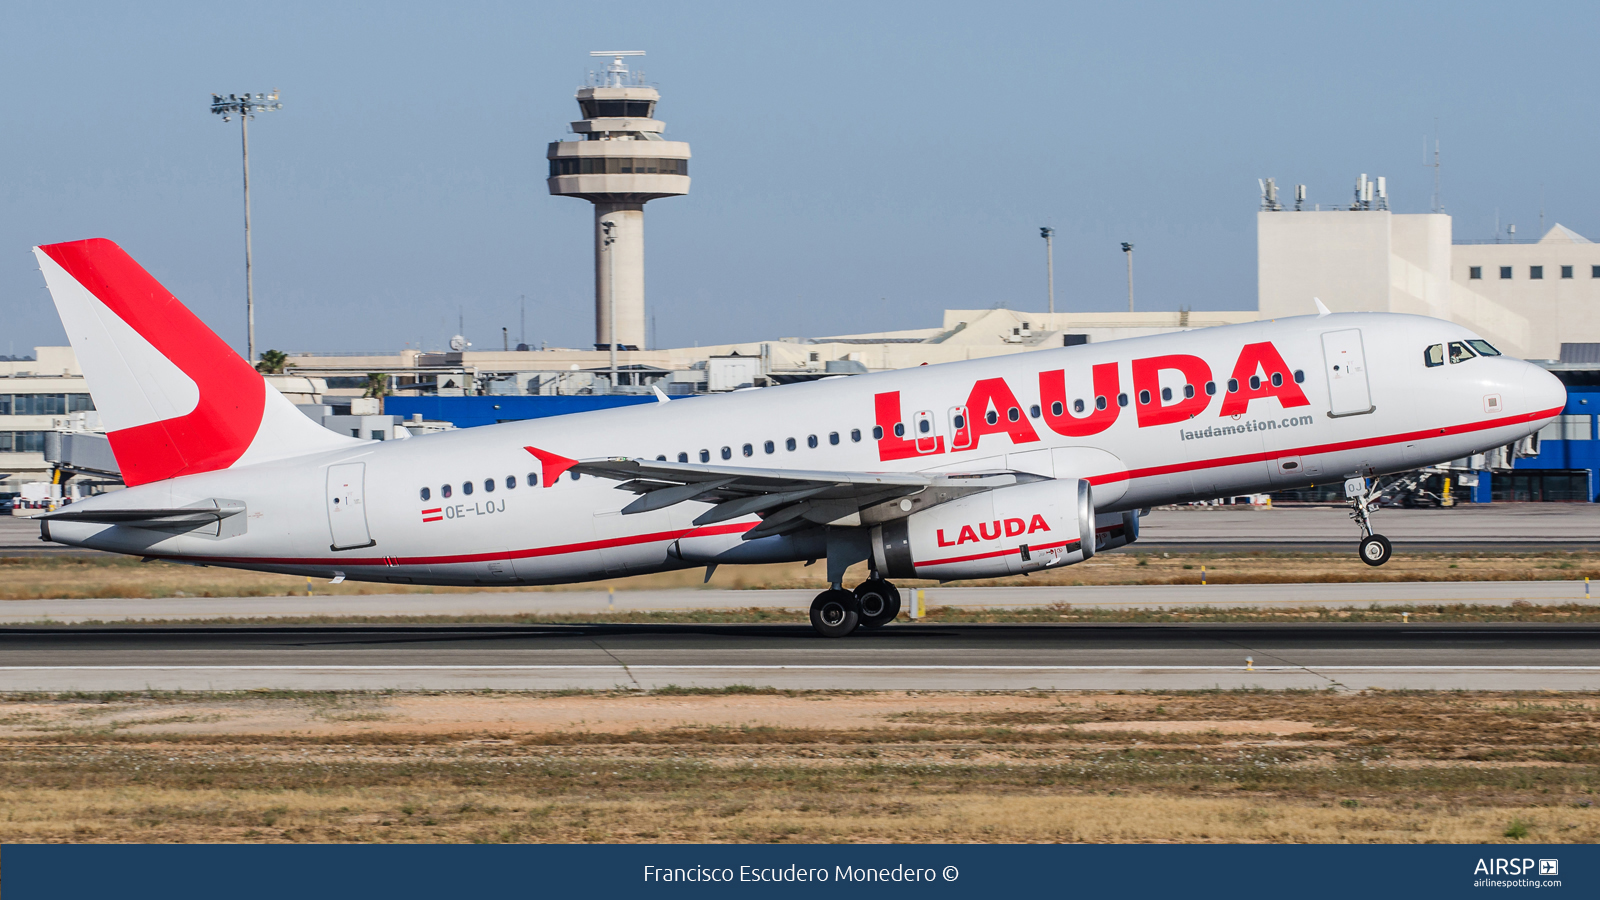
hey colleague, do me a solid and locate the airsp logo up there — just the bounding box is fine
[1474,858,1553,876]
[1539,859,1559,877]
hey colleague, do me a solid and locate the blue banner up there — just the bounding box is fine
[6,843,1594,899]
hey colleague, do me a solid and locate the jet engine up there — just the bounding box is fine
[1094,508,1141,553]
[869,479,1094,581]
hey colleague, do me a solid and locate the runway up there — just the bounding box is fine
[3,579,1597,623]
[3,622,1596,692]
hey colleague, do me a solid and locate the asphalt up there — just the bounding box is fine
[2,622,1596,692]
[5,580,1598,624]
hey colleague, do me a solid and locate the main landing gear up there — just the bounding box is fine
[1345,477,1393,567]
[809,575,902,638]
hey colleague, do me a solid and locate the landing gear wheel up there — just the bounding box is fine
[809,589,860,638]
[854,580,902,630]
[1359,534,1392,567]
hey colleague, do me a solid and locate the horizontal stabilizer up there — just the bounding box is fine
[38,499,245,530]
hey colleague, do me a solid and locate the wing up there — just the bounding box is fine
[570,457,1041,540]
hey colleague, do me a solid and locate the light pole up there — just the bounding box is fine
[601,219,617,391]
[1120,242,1135,312]
[210,91,282,364]
[1039,227,1055,315]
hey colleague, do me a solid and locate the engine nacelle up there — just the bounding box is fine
[1094,509,1141,553]
[870,479,1094,581]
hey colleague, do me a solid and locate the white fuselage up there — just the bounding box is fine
[46,313,1566,585]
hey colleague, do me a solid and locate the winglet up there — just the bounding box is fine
[652,385,670,403]
[1313,296,1332,317]
[523,446,578,487]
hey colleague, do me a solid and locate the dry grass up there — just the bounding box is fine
[0,689,1594,843]
[4,550,1600,601]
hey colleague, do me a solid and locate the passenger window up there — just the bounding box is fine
[719,447,730,460]
[786,437,797,450]
[829,432,840,445]
[870,426,882,440]
[1424,345,1444,367]
[1095,395,1107,410]
[1073,399,1085,414]
[1160,387,1172,402]
[1249,375,1261,390]
[853,429,863,442]
[984,410,998,425]
[700,449,711,462]
[764,440,775,454]
[1029,405,1040,419]
[1117,393,1129,407]
[1270,373,1283,387]
[1138,390,1151,405]
[893,423,905,437]
[741,444,753,457]
[463,481,474,495]
[678,452,689,462]
[1293,370,1304,383]
[1050,402,1063,417]
[918,419,931,433]
[484,478,495,492]
[656,455,666,461]
[808,434,818,448]
[506,476,516,490]
[1227,378,1239,393]
[1467,340,1501,357]
[420,487,431,501]
[1448,341,1476,364]
[1007,407,1020,422]
[527,472,538,487]
[1204,381,1216,396]
[442,484,452,498]
[570,471,581,481]
[1183,384,1195,399]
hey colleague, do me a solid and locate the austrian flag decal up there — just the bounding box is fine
[421,507,443,523]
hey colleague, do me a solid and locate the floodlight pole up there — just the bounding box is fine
[1121,242,1135,312]
[1040,227,1055,315]
[210,91,282,364]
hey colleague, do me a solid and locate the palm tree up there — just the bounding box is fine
[255,349,290,375]
[362,373,390,399]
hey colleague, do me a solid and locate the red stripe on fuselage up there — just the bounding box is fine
[156,521,756,568]
[1089,405,1561,486]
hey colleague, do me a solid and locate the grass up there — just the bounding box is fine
[7,549,1600,601]
[21,602,1600,627]
[0,689,1593,843]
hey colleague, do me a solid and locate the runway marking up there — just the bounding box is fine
[3,666,1600,672]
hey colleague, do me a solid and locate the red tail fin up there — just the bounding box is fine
[34,238,355,485]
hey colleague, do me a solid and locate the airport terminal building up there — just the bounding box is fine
[7,182,1600,505]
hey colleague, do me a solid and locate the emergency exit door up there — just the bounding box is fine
[327,462,374,550]
[1321,329,1374,417]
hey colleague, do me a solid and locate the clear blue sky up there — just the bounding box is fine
[2,1,1595,357]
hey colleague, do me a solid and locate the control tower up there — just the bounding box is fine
[548,51,690,351]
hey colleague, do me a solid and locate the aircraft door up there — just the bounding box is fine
[326,462,374,550]
[914,409,939,453]
[1321,329,1374,417]
[949,406,972,450]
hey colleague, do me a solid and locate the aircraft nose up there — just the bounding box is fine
[1523,362,1567,417]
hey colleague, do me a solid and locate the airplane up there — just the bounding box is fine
[29,239,1566,637]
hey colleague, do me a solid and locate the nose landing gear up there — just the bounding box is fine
[1346,477,1393,567]
[809,572,903,637]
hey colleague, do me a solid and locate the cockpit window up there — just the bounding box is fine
[1424,344,1444,367]
[1448,341,1477,364]
[1467,339,1501,357]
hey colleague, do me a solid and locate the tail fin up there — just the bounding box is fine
[33,238,358,486]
